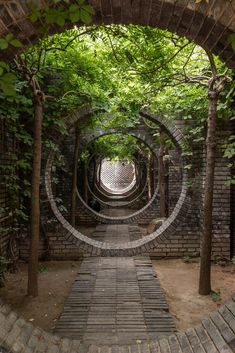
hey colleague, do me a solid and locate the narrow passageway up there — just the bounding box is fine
[100,208,136,217]
[1,3,235,353]
[54,224,175,345]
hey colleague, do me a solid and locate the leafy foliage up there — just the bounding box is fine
[1,22,234,243]
[30,0,94,26]
[0,33,22,95]
[87,134,149,162]
[210,289,221,302]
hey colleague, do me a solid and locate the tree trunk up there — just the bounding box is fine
[136,155,141,193]
[148,153,154,200]
[98,159,102,186]
[71,129,80,227]
[199,90,218,295]
[27,90,44,297]
[84,162,88,204]
[158,144,167,217]
[92,159,97,192]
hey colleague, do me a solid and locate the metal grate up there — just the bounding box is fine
[100,159,136,193]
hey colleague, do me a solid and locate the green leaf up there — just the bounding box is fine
[0,82,15,96]
[10,39,22,48]
[30,9,41,23]
[2,72,17,83]
[80,8,92,24]
[228,33,235,52]
[0,76,16,95]
[69,4,80,12]
[5,33,14,41]
[0,39,8,50]
[69,4,81,22]
[56,15,65,27]
[228,33,235,44]
[225,178,235,185]
[210,290,221,303]
[69,12,80,22]
[82,5,95,15]
[0,61,9,70]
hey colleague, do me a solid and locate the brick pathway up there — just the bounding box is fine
[1,229,235,352]
[100,208,137,217]
[54,225,175,345]
[0,277,235,352]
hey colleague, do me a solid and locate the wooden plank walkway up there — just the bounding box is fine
[54,224,175,346]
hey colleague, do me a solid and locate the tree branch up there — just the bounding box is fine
[205,50,217,78]
[63,27,98,50]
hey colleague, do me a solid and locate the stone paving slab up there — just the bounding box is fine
[54,224,175,345]
[1,224,235,352]
[54,255,175,345]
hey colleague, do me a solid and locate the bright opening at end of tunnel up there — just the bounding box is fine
[99,158,136,195]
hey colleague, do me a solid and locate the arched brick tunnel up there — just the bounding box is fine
[0,1,235,352]
[44,110,190,255]
[60,126,162,225]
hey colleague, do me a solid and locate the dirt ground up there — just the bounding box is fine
[153,258,235,331]
[0,259,234,333]
[0,261,81,331]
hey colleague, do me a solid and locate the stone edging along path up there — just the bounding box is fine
[0,294,235,352]
[44,111,191,256]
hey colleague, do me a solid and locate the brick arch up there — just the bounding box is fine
[0,295,235,352]
[90,154,148,202]
[74,129,160,223]
[44,111,190,256]
[86,171,149,208]
[0,1,235,67]
[49,128,161,224]
[84,152,150,209]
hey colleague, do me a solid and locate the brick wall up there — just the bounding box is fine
[30,121,232,260]
[0,117,18,257]
[230,120,235,257]
[20,227,84,261]
[168,149,182,215]
[232,168,235,257]
[199,129,231,260]
[0,111,224,260]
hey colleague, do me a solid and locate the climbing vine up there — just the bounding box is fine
[0,0,234,297]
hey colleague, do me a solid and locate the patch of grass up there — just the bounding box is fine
[231,256,235,265]
[183,256,191,263]
[210,289,221,302]
[38,263,48,273]
[214,256,230,267]
[182,253,199,263]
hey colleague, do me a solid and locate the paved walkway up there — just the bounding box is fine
[1,225,235,352]
[1,296,235,353]
[1,219,235,352]
[54,225,175,345]
[100,208,137,217]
